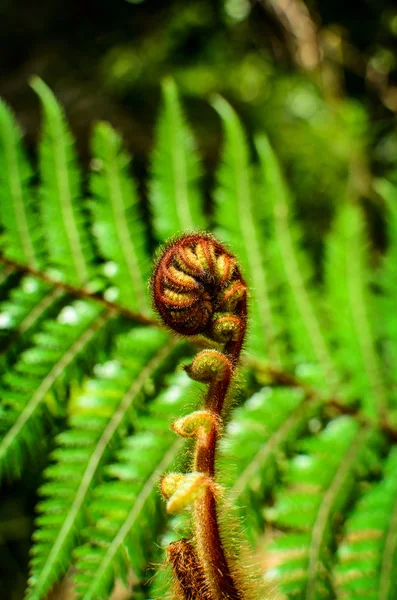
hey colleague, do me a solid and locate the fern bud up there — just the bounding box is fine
[165,472,215,514]
[185,349,232,383]
[211,313,242,342]
[151,233,247,338]
[172,410,220,438]
[161,473,185,499]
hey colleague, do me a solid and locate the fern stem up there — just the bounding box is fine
[0,255,156,326]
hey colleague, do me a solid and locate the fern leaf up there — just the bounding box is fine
[0,277,64,369]
[0,300,111,479]
[220,386,321,543]
[27,328,175,600]
[325,203,386,419]
[374,179,397,399]
[73,371,200,599]
[265,417,383,600]
[90,121,150,313]
[0,100,42,267]
[149,77,206,241]
[31,78,95,286]
[212,97,282,364]
[255,135,338,390]
[334,446,397,600]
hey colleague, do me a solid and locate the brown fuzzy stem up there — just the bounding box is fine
[192,306,246,600]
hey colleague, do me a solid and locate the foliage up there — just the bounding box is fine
[0,77,397,600]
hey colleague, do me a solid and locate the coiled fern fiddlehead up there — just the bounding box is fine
[151,233,248,600]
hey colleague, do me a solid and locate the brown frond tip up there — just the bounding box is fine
[151,233,247,340]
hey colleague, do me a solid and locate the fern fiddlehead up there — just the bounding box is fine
[152,233,248,600]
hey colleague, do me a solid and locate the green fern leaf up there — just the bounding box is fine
[374,178,397,401]
[73,371,200,600]
[149,77,206,242]
[334,447,397,600]
[212,97,283,364]
[220,386,321,544]
[31,77,95,286]
[265,417,383,600]
[90,121,150,313]
[0,100,43,267]
[325,203,386,419]
[255,135,339,390]
[0,300,111,479]
[27,328,175,600]
[0,276,64,370]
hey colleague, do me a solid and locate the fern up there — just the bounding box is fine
[220,385,322,544]
[0,78,395,600]
[31,77,95,286]
[0,300,112,479]
[334,447,397,600]
[73,371,199,599]
[149,77,206,242]
[255,135,339,391]
[89,122,150,313]
[27,327,176,600]
[0,101,42,268]
[325,203,386,419]
[265,418,383,599]
[212,97,283,364]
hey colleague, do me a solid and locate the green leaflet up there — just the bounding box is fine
[334,447,397,600]
[325,203,386,419]
[0,100,42,268]
[32,77,95,286]
[255,135,338,391]
[219,386,320,543]
[0,277,64,371]
[213,97,283,364]
[374,179,397,403]
[149,77,206,242]
[0,300,112,479]
[27,328,176,600]
[265,417,383,600]
[73,371,201,599]
[90,122,150,313]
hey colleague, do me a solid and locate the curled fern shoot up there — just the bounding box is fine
[152,232,261,600]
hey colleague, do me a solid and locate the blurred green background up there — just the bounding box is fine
[1,0,397,597]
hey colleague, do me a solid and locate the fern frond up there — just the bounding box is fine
[325,203,386,419]
[220,385,321,544]
[212,97,283,364]
[0,100,43,267]
[255,135,338,390]
[90,121,150,313]
[334,446,397,600]
[73,371,200,600]
[31,77,95,286]
[374,178,397,400]
[149,77,206,242]
[265,417,383,600]
[27,328,175,600]
[0,276,64,369]
[0,300,112,479]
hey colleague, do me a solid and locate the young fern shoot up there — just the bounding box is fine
[151,233,250,600]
